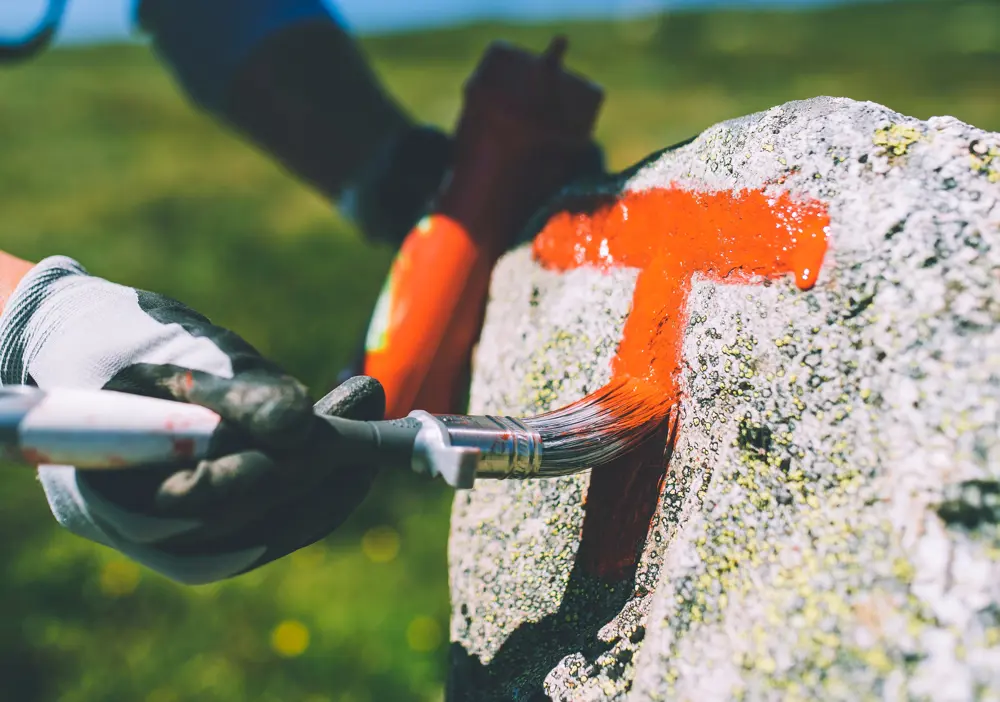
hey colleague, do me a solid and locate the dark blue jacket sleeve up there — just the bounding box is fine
[137,0,343,112]
[134,0,446,246]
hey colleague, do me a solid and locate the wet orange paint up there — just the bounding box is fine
[532,185,829,579]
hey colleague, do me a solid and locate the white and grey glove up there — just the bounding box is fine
[0,256,382,584]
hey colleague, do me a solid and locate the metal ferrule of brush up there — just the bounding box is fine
[433,414,543,480]
[401,411,543,489]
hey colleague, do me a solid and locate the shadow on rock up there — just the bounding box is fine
[448,417,680,702]
[447,564,637,702]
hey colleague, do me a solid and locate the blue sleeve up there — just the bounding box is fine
[139,0,345,112]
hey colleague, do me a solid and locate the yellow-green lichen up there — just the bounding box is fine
[873,124,924,160]
[645,287,943,699]
[519,329,596,412]
[969,141,1000,183]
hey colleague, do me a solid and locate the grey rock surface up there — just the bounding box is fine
[446,97,1000,701]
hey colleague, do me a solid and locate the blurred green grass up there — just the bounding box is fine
[0,1,995,700]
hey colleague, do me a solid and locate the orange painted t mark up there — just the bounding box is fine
[532,185,830,580]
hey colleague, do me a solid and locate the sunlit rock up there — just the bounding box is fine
[447,97,1000,701]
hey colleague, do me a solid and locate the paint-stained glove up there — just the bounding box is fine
[0,256,382,584]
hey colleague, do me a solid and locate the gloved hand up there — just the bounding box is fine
[339,124,453,246]
[0,256,382,584]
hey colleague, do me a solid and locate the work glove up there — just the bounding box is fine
[338,124,453,246]
[0,256,382,584]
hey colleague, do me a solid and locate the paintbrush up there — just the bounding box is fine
[0,378,672,489]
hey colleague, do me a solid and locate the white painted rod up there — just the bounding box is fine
[0,386,222,468]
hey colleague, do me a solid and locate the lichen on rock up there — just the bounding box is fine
[447,97,1000,701]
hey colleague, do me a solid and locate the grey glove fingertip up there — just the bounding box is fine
[242,374,315,447]
[314,375,386,421]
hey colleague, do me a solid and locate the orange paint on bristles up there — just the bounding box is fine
[525,376,672,469]
[531,184,830,579]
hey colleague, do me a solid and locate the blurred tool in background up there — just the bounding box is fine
[364,37,605,418]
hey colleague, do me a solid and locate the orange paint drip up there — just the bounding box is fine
[532,185,829,579]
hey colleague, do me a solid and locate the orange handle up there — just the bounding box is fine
[363,215,482,418]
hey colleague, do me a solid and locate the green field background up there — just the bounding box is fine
[0,1,995,700]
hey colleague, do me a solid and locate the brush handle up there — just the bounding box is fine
[0,385,225,468]
[0,385,424,473]
[321,414,422,471]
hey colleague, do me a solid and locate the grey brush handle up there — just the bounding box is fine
[319,415,422,469]
[207,414,421,469]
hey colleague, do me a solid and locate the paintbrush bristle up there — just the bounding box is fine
[523,376,675,475]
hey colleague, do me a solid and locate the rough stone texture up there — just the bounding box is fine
[446,97,1000,701]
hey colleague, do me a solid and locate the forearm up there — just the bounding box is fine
[137,0,411,203]
[0,251,34,317]
[227,21,411,201]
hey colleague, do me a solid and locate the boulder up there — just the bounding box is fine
[446,97,1000,701]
